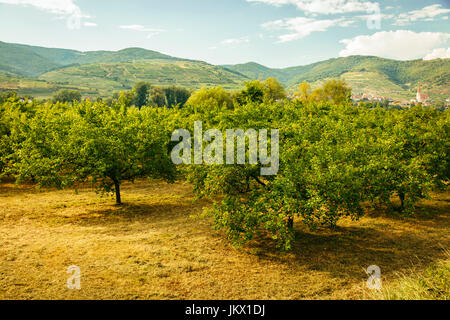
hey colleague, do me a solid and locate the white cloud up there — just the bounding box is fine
[221,37,250,45]
[262,17,351,42]
[338,19,356,27]
[0,0,92,29]
[247,0,379,15]
[119,25,164,38]
[339,30,450,60]
[394,4,450,26]
[356,12,394,20]
[423,47,450,60]
[119,25,156,32]
[146,32,161,39]
[0,0,87,17]
[83,21,97,27]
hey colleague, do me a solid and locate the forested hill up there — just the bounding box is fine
[0,41,249,96]
[0,41,178,77]
[224,56,450,100]
[0,41,448,100]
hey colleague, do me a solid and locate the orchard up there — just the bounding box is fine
[0,80,448,251]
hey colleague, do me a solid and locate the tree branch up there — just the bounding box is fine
[251,174,267,187]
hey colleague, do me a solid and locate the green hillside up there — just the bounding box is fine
[0,41,248,97]
[222,62,287,82]
[0,71,94,98]
[0,41,181,77]
[20,45,176,65]
[225,56,450,101]
[0,41,61,77]
[0,41,448,101]
[39,59,248,96]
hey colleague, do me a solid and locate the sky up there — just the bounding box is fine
[0,0,449,68]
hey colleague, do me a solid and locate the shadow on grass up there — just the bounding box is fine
[0,181,39,195]
[3,179,447,286]
[363,202,450,233]
[58,187,449,283]
[59,198,212,229]
[297,228,445,280]
[245,212,449,282]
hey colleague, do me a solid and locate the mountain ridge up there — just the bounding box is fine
[0,41,448,100]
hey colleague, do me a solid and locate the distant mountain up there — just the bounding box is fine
[39,59,248,96]
[11,44,175,66]
[0,41,448,100]
[224,56,450,100]
[0,41,179,77]
[0,41,61,77]
[0,41,249,97]
[222,62,288,83]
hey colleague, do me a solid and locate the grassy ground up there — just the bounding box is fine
[0,72,97,99]
[0,180,448,300]
[375,251,449,300]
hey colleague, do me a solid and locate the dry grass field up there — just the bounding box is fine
[0,180,448,300]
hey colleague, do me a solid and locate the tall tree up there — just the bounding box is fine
[14,101,176,205]
[163,86,191,108]
[236,79,286,105]
[150,86,167,108]
[236,80,265,104]
[295,81,312,103]
[296,80,352,105]
[186,87,234,112]
[52,89,82,104]
[133,82,152,109]
[317,80,352,105]
[263,78,286,102]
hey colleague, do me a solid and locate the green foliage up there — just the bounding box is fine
[235,78,287,105]
[319,79,352,104]
[52,89,82,104]
[134,82,152,109]
[186,87,234,112]
[132,83,192,109]
[150,86,166,108]
[236,80,265,104]
[183,99,449,250]
[1,80,448,250]
[0,94,37,177]
[0,91,18,104]
[162,86,191,108]
[10,101,178,204]
[295,80,351,105]
[263,78,287,102]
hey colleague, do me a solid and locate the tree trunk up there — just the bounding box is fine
[114,181,122,205]
[398,191,405,212]
[287,216,294,229]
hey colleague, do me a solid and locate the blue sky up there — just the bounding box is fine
[0,0,449,67]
